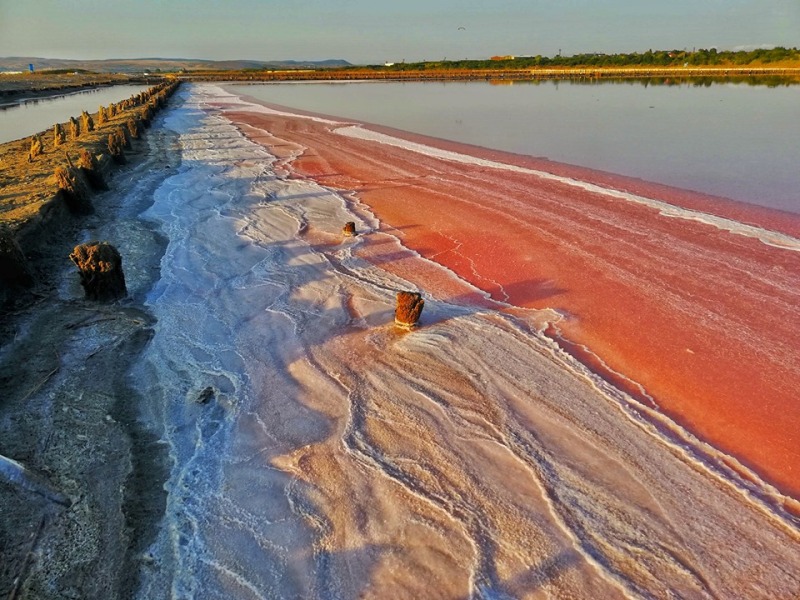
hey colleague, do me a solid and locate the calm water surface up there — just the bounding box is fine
[0,84,151,144]
[233,80,800,214]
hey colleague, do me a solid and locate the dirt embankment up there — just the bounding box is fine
[0,73,159,106]
[0,82,180,599]
[0,81,179,301]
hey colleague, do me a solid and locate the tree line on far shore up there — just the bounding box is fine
[359,47,800,71]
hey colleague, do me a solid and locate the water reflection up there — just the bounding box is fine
[0,86,120,110]
[231,78,800,213]
[0,84,151,143]
[504,75,800,88]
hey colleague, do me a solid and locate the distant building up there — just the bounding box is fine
[490,55,515,61]
[384,62,395,67]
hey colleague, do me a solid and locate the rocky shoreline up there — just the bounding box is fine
[0,88,181,599]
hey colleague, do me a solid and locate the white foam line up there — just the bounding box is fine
[436,230,511,303]
[333,125,800,254]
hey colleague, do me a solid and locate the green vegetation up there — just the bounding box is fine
[359,47,800,71]
[180,48,798,85]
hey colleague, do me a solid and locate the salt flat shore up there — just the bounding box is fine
[2,82,799,599]
[223,86,800,501]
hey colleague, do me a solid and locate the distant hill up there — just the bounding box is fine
[0,57,352,74]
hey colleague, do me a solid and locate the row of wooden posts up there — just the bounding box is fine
[33,82,182,219]
[74,221,425,329]
[28,82,179,163]
[58,83,180,300]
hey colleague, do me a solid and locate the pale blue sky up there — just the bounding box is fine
[0,0,797,64]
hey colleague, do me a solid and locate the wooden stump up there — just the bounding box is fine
[107,130,126,164]
[28,135,44,162]
[342,222,357,237]
[395,291,424,329]
[77,149,108,191]
[0,226,33,289]
[54,165,94,215]
[69,241,127,301]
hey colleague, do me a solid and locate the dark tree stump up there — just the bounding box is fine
[0,226,33,289]
[54,165,94,215]
[195,387,215,404]
[342,222,357,237]
[69,241,127,301]
[77,149,108,191]
[395,291,424,329]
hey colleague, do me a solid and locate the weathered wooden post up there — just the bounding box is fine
[0,225,33,290]
[53,123,65,147]
[395,291,424,329]
[77,149,107,190]
[342,221,357,237]
[28,135,44,162]
[107,129,126,163]
[69,241,127,301]
[54,165,93,215]
[81,110,94,133]
[68,116,80,140]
